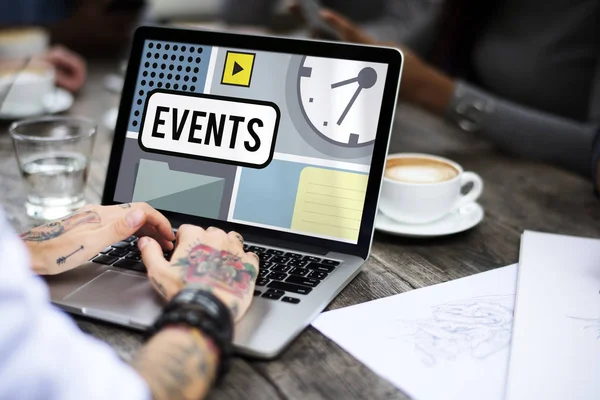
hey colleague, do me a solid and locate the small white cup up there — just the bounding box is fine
[0,60,55,116]
[0,28,49,59]
[379,153,483,224]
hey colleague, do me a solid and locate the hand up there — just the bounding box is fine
[316,9,455,115]
[139,225,259,322]
[20,203,174,275]
[41,45,87,92]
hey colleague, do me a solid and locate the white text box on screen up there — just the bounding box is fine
[139,91,280,168]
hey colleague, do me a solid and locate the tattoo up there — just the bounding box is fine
[56,245,84,265]
[151,277,169,299]
[172,243,257,300]
[120,203,132,209]
[20,210,101,242]
[131,329,217,400]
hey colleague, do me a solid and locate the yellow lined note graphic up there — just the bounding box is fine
[291,167,368,242]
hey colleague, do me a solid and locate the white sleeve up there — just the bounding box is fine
[0,211,151,400]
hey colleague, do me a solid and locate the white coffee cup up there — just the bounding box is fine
[0,61,55,116]
[0,28,49,59]
[379,153,483,224]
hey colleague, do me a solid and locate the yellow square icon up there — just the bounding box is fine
[221,51,256,87]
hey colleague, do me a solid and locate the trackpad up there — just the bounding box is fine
[64,270,163,327]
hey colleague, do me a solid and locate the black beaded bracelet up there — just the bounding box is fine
[145,289,234,385]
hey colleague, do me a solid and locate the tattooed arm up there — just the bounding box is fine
[130,225,259,399]
[20,203,175,275]
[131,326,219,400]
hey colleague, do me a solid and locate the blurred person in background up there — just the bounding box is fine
[297,1,600,177]
[222,0,444,55]
[0,0,145,93]
[0,0,144,57]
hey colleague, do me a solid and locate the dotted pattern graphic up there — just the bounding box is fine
[127,40,213,133]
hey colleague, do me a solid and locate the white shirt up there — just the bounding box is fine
[0,211,150,400]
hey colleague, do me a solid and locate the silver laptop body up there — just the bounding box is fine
[46,26,403,359]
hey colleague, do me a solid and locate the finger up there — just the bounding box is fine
[245,251,260,272]
[176,224,205,243]
[206,226,220,233]
[139,236,168,271]
[44,46,87,92]
[133,203,175,248]
[136,225,172,250]
[228,230,244,246]
[139,237,181,300]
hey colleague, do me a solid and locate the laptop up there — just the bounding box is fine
[45,26,402,359]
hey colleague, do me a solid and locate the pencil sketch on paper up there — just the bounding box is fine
[569,317,600,339]
[390,295,515,367]
[568,290,600,339]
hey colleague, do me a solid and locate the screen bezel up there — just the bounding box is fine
[102,26,402,259]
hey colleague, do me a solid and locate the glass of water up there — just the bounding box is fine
[10,116,97,220]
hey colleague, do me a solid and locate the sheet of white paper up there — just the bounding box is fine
[506,232,600,400]
[312,265,518,400]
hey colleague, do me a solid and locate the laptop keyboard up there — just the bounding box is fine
[245,244,341,304]
[91,237,342,305]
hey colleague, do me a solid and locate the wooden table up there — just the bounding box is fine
[2,62,599,400]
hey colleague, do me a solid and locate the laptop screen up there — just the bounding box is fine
[113,39,390,244]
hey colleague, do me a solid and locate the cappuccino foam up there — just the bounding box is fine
[385,157,458,183]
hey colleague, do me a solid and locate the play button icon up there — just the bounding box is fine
[232,61,244,76]
[221,51,256,87]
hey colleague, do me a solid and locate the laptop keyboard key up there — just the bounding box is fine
[99,247,112,254]
[111,241,131,249]
[266,272,287,281]
[306,262,335,273]
[113,259,146,273]
[125,253,142,261]
[281,296,300,304]
[92,255,119,265]
[258,252,272,261]
[262,292,283,300]
[248,245,266,253]
[285,252,303,259]
[253,290,262,296]
[288,259,308,268]
[289,267,310,277]
[272,264,291,273]
[271,256,290,264]
[266,249,284,255]
[268,281,313,295]
[109,248,128,257]
[267,288,284,295]
[308,271,328,280]
[286,276,320,288]
[322,259,341,266]
[256,278,270,287]
[124,236,137,243]
[258,269,270,278]
[303,256,321,263]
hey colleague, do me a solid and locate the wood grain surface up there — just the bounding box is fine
[1,62,598,400]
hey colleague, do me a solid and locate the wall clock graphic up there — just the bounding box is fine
[298,56,385,148]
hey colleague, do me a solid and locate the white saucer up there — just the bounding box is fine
[103,107,118,131]
[0,88,74,120]
[375,202,484,238]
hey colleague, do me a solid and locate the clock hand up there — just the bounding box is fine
[337,86,363,125]
[335,67,378,126]
[331,76,359,89]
